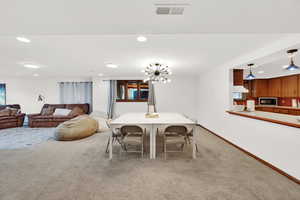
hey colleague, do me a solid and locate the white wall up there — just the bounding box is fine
[0,77,91,114]
[197,65,300,179]
[1,75,197,118]
[93,76,198,119]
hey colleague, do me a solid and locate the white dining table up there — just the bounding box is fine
[109,112,197,159]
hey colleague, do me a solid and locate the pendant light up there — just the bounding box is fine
[285,49,299,71]
[246,63,255,80]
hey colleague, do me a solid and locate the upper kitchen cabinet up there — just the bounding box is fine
[268,78,282,97]
[233,69,244,86]
[281,75,298,97]
[251,79,269,97]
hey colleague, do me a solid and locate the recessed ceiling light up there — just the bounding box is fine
[137,36,147,42]
[105,63,118,68]
[258,70,264,74]
[16,37,31,43]
[33,73,39,77]
[98,73,104,76]
[23,64,40,69]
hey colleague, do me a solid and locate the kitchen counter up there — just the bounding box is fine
[255,105,300,110]
[227,110,300,128]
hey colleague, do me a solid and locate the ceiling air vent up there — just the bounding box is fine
[155,3,189,15]
[156,7,171,15]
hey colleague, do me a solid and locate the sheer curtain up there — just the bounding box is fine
[107,80,117,119]
[59,82,93,111]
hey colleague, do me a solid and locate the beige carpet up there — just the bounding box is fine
[0,127,299,200]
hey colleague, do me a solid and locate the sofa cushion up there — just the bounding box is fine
[53,108,72,116]
[31,116,54,121]
[68,106,85,117]
[0,109,11,117]
[1,119,18,123]
[66,104,89,114]
[0,104,21,111]
[41,106,55,115]
[52,117,73,122]
[7,107,19,115]
[0,116,16,121]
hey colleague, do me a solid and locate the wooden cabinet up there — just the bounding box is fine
[278,109,290,114]
[289,109,300,115]
[268,78,282,97]
[281,75,298,97]
[251,79,269,97]
[260,107,274,112]
[244,74,300,99]
[256,106,300,115]
[233,69,244,86]
[298,75,300,96]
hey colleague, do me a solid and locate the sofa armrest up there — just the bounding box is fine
[27,113,41,118]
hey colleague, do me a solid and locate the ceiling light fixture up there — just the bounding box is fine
[98,73,104,76]
[137,36,147,42]
[105,63,118,68]
[23,64,40,69]
[143,62,171,83]
[246,63,255,80]
[285,49,299,71]
[16,37,31,43]
[33,73,39,77]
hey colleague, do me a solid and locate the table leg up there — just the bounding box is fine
[192,125,196,159]
[152,125,156,159]
[149,125,156,159]
[109,131,113,160]
[149,126,152,159]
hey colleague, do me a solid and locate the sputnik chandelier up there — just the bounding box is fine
[143,63,172,83]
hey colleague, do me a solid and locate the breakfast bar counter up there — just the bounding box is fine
[227,110,300,128]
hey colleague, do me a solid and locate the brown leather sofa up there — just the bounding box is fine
[28,104,90,128]
[0,104,25,129]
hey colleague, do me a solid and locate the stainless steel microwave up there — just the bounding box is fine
[258,97,278,106]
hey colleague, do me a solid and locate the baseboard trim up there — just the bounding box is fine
[197,124,300,185]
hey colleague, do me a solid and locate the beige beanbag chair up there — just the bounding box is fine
[89,111,110,133]
[54,115,98,141]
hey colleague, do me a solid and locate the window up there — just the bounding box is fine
[58,82,93,110]
[117,80,149,102]
[0,84,6,105]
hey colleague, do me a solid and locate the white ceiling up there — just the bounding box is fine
[241,44,300,79]
[0,34,286,78]
[0,1,300,78]
[1,0,300,35]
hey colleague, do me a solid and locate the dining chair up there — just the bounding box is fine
[186,128,199,152]
[105,128,123,153]
[105,117,124,153]
[162,125,189,159]
[182,115,199,153]
[119,125,145,158]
